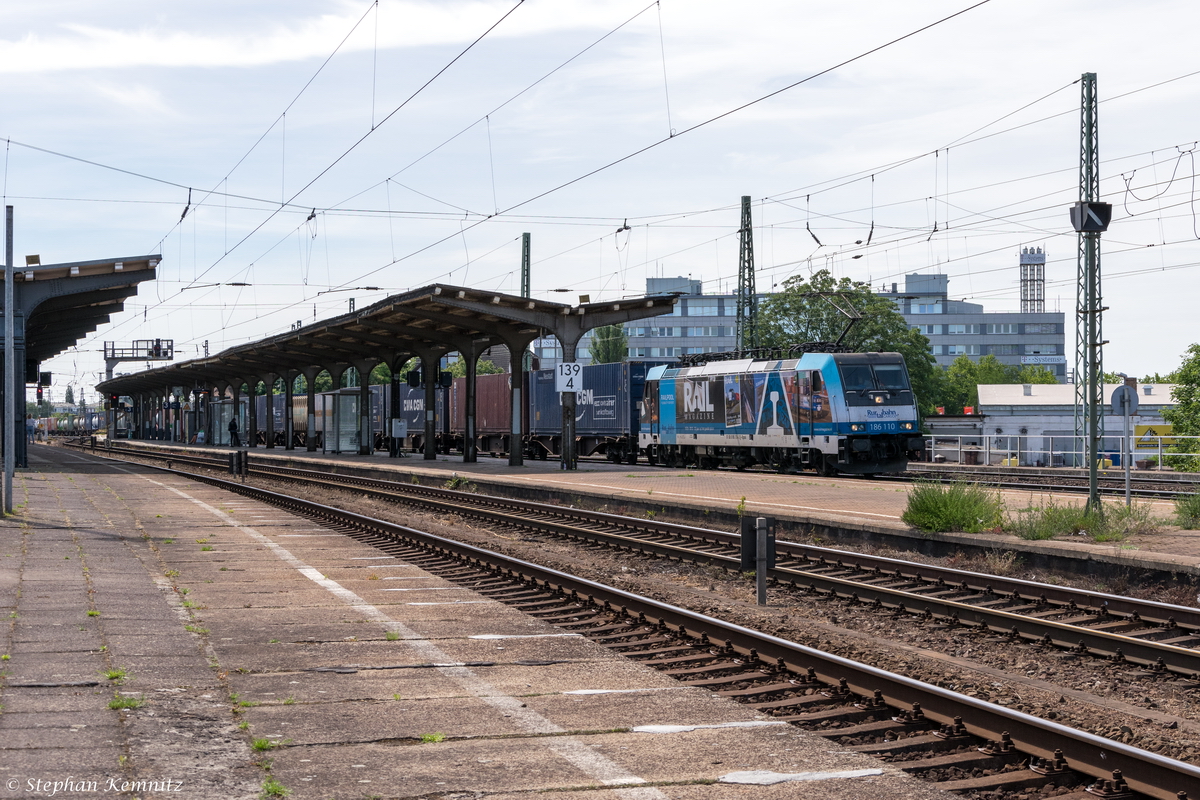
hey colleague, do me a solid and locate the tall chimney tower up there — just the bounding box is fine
[1020,246,1046,313]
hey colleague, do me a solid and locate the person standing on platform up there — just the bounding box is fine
[25,414,35,444]
[228,416,241,447]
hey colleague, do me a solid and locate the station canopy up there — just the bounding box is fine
[18,255,160,365]
[98,283,678,395]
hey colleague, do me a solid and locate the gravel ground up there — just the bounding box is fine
[79,453,1200,767]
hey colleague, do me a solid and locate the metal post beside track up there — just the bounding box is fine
[756,517,768,606]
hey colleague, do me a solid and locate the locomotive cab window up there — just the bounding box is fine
[873,364,909,392]
[840,364,875,393]
[836,359,912,405]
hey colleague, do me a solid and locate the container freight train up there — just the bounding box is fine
[234,361,655,461]
[226,353,921,475]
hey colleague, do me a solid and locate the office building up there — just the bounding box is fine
[875,253,1067,380]
[531,277,740,367]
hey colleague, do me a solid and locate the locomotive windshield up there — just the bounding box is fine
[835,357,912,405]
[873,364,909,391]
[840,364,875,393]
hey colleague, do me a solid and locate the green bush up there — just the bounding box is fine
[1006,499,1089,540]
[1004,499,1158,542]
[1174,492,1200,529]
[1091,502,1158,541]
[902,481,1003,533]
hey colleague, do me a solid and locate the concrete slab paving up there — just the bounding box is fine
[243,695,531,744]
[0,688,111,714]
[229,658,686,703]
[523,688,787,730]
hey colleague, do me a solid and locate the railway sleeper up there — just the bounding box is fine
[844,733,968,756]
[716,681,808,699]
[899,749,1021,775]
[642,654,728,670]
[934,766,1083,794]
[827,718,935,742]
[781,704,890,726]
[669,667,768,683]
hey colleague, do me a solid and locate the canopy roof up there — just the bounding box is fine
[98,283,677,395]
[14,255,159,365]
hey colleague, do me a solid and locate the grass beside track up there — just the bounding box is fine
[900,480,1003,533]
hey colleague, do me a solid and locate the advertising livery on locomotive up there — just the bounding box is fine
[638,352,923,475]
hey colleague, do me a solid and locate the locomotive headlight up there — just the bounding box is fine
[850,423,864,432]
[902,422,914,430]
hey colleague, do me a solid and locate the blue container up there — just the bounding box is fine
[529,361,660,437]
[392,383,444,432]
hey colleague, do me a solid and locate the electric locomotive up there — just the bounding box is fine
[638,351,923,475]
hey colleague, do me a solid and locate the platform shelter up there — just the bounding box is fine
[3,245,159,466]
[97,284,676,469]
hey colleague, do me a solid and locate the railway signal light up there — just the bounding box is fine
[37,386,43,403]
[1069,201,1112,233]
[406,371,421,388]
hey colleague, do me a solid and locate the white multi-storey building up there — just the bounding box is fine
[876,261,1067,381]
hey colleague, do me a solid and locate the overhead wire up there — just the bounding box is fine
[54,10,1200,367]
[178,0,527,292]
[491,0,994,219]
[183,0,997,346]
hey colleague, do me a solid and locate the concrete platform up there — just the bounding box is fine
[0,445,956,799]
[107,437,1200,580]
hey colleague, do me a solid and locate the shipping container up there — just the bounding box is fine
[388,382,446,451]
[450,372,519,454]
[527,361,662,462]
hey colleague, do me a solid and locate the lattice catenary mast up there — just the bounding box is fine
[735,196,758,351]
[1072,72,1111,514]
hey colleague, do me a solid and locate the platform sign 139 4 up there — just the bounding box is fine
[555,362,583,393]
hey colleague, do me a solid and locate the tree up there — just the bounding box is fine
[941,354,1057,414]
[369,363,392,385]
[1161,343,1200,471]
[589,325,628,365]
[758,270,940,417]
[1014,364,1060,385]
[447,357,503,378]
[65,385,74,405]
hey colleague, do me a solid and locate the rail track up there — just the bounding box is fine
[56,442,1200,799]
[65,441,1200,680]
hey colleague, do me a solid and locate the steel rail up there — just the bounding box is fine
[72,441,1200,678]
[66,446,1200,800]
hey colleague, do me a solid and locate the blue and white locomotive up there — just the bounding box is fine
[638,352,923,475]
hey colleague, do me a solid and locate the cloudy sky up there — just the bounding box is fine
[2,0,1197,398]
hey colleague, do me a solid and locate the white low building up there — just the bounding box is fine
[925,382,1176,467]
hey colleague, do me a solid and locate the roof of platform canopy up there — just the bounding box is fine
[97,283,678,394]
